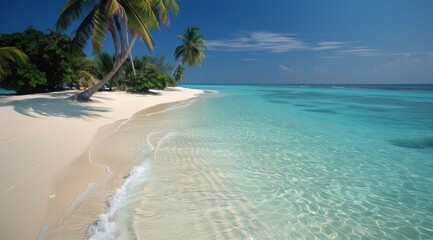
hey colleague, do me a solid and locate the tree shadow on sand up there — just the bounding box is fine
[0,93,110,119]
[163,87,182,92]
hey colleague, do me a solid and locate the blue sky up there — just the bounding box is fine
[1,0,433,84]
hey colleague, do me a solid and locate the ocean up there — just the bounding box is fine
[88,85,433,239]
[0,88,16,95]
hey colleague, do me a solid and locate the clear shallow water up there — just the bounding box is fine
[0,88,16,95]
[90,85,433,239]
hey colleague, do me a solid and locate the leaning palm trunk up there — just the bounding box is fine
[68,34,138,101]
[171,60,182,77]
[125,29,136,76]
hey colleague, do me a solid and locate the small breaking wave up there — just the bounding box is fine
[87,133,155,239]
[87,160,150,239]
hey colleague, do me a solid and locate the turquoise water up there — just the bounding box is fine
[90,85,433,239]
[0,88,16,95]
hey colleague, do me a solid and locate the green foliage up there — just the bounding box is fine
[165,76,177,87]
[139,55,173,73]
[55,0,179,100]
[173,65,185,82]
[94,52,126,90]
[123,55,173,76]
[0,26,88,94]
[55,0,179,55]
[0,47,28,80]
[70,56,95,88]
[16,64,47,88]
[96,52,115,75]
[174,26,207,67]
[127,64,176,93]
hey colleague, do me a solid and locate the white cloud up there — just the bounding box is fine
[279,64,295,72]
[311,41,345,51]
[337,46,407,57]
[382,57,404,71]
[207,31,307,53]
[207,32,346,53]
[381,55,418,71]
[315,67,330,73]
[338,47,384,57]
[319,56,340,59]
[206,31,413,59]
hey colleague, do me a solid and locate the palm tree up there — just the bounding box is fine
[172,26,207,76]
[173,65,184,82]
[96,52,115,76]
[0,47,28,80]
[95,52,125,90]
[56,0,179,101]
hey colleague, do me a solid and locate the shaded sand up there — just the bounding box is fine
[0,87,203,240]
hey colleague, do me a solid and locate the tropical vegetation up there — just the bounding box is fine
[55,0,179,101]
[173,26,207,76]
[0,27,90,94]
[0,47,28,80]
[0,2,207,96]
[94,52,122,90]
[127,55,174,75]
[93,52,177,92]
[127,64,176,93]
[173,65,185,82]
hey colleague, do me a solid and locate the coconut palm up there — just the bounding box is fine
[173,26,207,76]
[56,0,179,101]
[96,52,115,76]
[173,65,185,82]
[95,51,126,90]
[0,47,28,80]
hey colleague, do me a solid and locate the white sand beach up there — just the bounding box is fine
[0,87,203,240]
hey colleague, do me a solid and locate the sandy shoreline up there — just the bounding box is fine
[0,87,204,240]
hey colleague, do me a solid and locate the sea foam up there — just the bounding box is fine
[88,101,195,239]
[88,163,149,239]
[87,134,154,240]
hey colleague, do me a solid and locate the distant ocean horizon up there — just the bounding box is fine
[86,84,433,239]
[2,83,433,96]
[185,83,433,91]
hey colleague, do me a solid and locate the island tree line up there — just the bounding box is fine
[0,0,207,98]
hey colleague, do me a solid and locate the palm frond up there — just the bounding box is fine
[113,15,126,54]
[154,0,178,28]
[108,21,120,60]
[0,47,28,64]
[55,0,97,31]
[91,6,110,53]
[106,0,121,16]
[154,0,168,27]
[70,7,98,53]
[174,45,185,61]
[174,26,207,67]
[161,0,179,15]
[97,51,115,73]
[0,47,28,79]
[120,0,156,50]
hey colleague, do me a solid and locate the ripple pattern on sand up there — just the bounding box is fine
[92,86,433,239]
